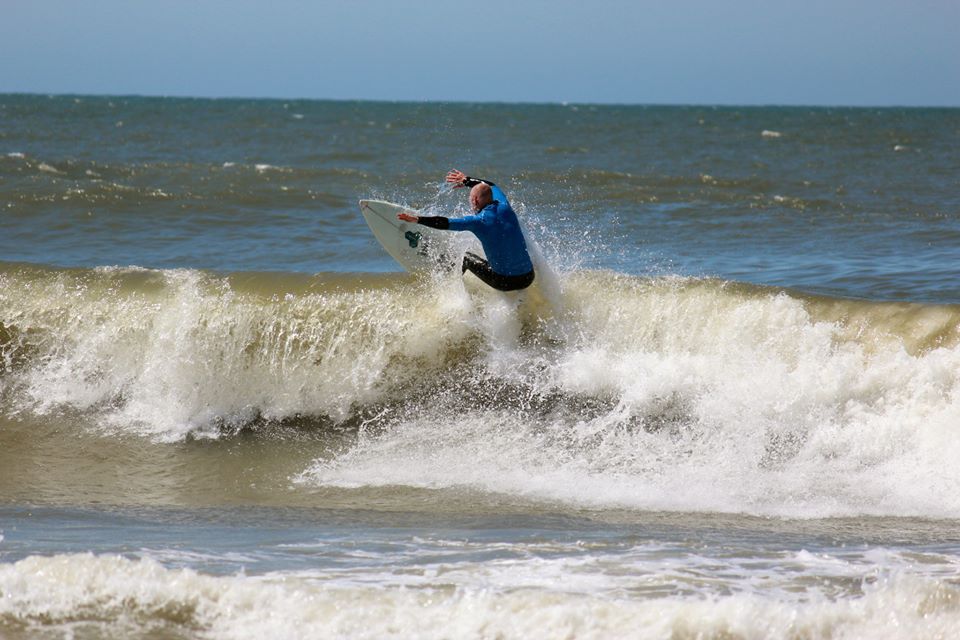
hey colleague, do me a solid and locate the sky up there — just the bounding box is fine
[2,0,958,106]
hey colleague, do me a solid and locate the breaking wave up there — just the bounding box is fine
[3,261,960,517]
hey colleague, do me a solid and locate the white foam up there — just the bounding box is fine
[301,273,960,519]
[37,162,64,175]
[762,130,783,138]
[254,163,291,173]
[1,553,958,640]
[4,268,473,441]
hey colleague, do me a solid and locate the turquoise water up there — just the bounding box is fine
[2,95,960,638]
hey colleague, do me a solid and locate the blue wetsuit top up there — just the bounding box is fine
[419,178,533,277]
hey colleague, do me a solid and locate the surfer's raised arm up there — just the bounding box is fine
[446,169,494,189]
[445,169,509,207]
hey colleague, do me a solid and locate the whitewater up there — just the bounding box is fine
[3,260,960,520]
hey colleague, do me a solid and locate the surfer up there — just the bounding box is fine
[397,170,535,292]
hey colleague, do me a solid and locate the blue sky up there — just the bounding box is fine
[2,0,958,106]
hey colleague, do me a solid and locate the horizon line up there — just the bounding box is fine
[2,91,957,111]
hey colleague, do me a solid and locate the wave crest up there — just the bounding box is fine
[4,263,960,517]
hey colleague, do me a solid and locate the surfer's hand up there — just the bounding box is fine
[446,169,467,188]
[397,212,419,223]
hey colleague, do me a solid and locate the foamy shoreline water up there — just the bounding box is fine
[2,505,959,640]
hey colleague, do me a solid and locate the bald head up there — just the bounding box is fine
[469,183,493,212]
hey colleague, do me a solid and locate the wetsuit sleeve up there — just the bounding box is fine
[462,176,510,207]
[461,176,492,189]
[446,211,492,232]
[416,216,449,230]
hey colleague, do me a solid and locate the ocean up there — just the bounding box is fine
[1,94,960,639]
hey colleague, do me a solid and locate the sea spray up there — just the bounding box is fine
[301,271,960,519]
[0,265,471,439]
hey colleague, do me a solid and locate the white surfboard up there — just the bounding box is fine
[359,199,459,273]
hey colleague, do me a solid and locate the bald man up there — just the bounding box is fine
[397,169,535,292]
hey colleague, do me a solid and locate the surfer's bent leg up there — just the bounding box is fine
[462,252,535,292]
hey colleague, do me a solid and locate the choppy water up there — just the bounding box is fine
[2,95,960,639]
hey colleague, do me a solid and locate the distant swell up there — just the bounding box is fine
[3,262,960,517]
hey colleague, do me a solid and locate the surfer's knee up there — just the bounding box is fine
[462,252,483,275]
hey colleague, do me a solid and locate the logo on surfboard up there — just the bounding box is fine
[404,230,421,248]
